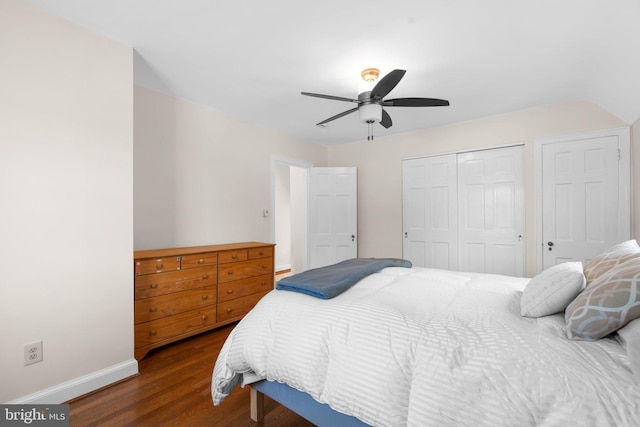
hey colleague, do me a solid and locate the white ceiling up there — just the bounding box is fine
[24,0,640,146]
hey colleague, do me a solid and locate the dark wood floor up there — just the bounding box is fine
[67,323,315,427]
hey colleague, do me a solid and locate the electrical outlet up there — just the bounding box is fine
[24,341,43,366]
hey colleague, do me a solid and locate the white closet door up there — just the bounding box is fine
[457,146,525,277]
[539,131,629,270]
[402,155,457,269]
[308,167,357,269]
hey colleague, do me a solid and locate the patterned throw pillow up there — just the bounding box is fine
[583,240,640,284]
[520,262,585,318]
[566,257,640,340]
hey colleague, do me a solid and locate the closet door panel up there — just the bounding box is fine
[458,146,525,277]
[402,155,457,269]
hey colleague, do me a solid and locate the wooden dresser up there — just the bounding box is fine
[133,242,274,360]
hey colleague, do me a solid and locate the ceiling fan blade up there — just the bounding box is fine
[380,109,392,128]
[301,92,359,103]
[316,107,359,126]
[383,97,450,107]
[370,69,406,100]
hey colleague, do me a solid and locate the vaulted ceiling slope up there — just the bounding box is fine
[24,0,640,146]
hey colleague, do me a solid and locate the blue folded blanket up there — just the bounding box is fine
[276,258,412,299]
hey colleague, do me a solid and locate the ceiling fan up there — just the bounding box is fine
[302,68,449,140]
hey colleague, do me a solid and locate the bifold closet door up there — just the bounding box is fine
[457,146,525,277]
[402,145,525,276]
[402,154,457,269]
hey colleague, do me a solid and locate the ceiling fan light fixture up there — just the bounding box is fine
[360,68,380,82]
[359,103,382,123]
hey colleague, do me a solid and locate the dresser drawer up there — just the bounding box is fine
[248,246,273,259]
[218,274,273,303]
[134,285,217,324]
[181,252,218,269]
[134,266,216,300]
[135,306,217,347]
[219,249,248,264]
[135,257,181,276]
[217,290,270,323]
[218,258,273,283]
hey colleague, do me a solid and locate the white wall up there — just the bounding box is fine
[0,0,135,403]
[134,86,328,250]
[328,101,629,276]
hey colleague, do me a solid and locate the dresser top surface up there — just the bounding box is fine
[134,242,274,260]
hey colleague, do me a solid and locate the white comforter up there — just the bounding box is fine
[211,267,640,427]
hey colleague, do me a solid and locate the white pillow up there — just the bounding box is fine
[520,262,586,318]
[617,318,640,383]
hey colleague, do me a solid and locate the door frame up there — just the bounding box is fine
[533,127,631,273]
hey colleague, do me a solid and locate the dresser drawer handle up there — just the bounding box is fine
[202,315,208,321]
[202,295,208,300]
[202,274,209,280]
[261,265,267,269]
[149,307,157,312]
[150,283,158,289]
[149,330,157,336]
[227,271,233,275]
[261,281,267,286]
[198,258,204,264]
[226,308,232,313]
[227,289,233,294]
[259,251,264,256]
[156,263,163,269]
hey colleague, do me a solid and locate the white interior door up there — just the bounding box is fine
[308,167,357,269]
[537,129,630,270]
[402,155,457,269]
[458,146,525,276]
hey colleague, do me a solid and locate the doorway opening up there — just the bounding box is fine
[271,156,311,276]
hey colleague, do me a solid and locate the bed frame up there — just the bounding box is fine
[250,380,371,427]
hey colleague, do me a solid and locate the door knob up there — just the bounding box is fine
[547,241,554,251]
[351,235,355,242]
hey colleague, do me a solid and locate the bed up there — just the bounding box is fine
[211,246,640,426]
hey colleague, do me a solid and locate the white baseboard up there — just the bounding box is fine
[7,359,138,404]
